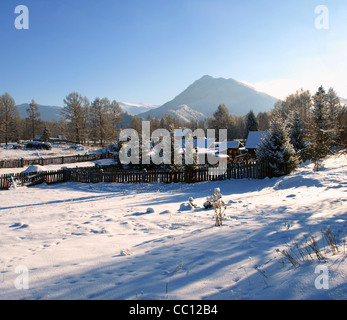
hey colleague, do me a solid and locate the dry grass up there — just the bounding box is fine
[279,227,346,267]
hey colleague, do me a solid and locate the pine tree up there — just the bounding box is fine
[213,104,232,140]
[246,110,258,134]
[288,111,307,154]
[326,88,342,138]
[309,86,333,169]
[256,120,299,177]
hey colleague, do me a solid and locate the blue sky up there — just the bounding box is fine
[0,0,346,106]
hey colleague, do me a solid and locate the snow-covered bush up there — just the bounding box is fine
[203,188,226,226]
[69,144,84,151]
[179,203,191,211]
[25,141,52,150]
[188,197,197,209]
[204,188,221,208]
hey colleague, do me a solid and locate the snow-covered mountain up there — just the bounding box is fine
[166,104,206,123]
[118,102,157,116]
[139,75,279,120]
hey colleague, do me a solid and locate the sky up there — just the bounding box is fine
[0,0,346,107]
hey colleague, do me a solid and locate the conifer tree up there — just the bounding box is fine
[256,119,299,177]
[246,110,258,134]
[309,86,334,169]
[288,111,307,155]
[213,104,232,140]
[326,88,342,138]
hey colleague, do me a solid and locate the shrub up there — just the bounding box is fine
[188,197,197,209]
[203,188,226,226]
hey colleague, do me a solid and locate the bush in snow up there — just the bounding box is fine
[256,119,300,177]
[69,144,84,151]
[204,188,226,226]
[188,197,197,209]
[203,198,213,209]
[203,188,219,209]
[25,141,52,150]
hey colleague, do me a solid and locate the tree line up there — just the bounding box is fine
[1,88,346,157]
[130,106,271,141]
[256,86,347,175]
[0,92,124,146]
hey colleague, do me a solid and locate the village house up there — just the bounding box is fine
[245,131,269,158]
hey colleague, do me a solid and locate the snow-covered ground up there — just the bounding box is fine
[0,159,116,175]
[0,144,109,175]
[0,144,99,161]
[0,154,346,300]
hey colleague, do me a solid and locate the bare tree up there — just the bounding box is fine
[26,99,40,140]
[89,98,123,146]
[109,100,123,141]
[62,92,89,144]
[0,93,20,146]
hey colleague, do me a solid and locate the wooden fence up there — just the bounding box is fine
[0,153,108,169]
[0,161,271,190]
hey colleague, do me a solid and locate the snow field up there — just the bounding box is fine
[0,154,346,300]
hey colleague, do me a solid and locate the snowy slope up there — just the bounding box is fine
[0,154,346,300]
[118,102,157,116]
[166,104,206,123]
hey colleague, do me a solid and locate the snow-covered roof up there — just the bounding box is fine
[215,141,241,151]
[21,165,48,173]
[245,131,269,149]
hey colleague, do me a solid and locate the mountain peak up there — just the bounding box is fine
[199,75,214,81]
[139,75,278,120]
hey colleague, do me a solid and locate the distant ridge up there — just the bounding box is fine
[118,102,157,115]
[17,104,63,122]
[16,76,281,123]
[16,101,157,122]
[139,75,279,121]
